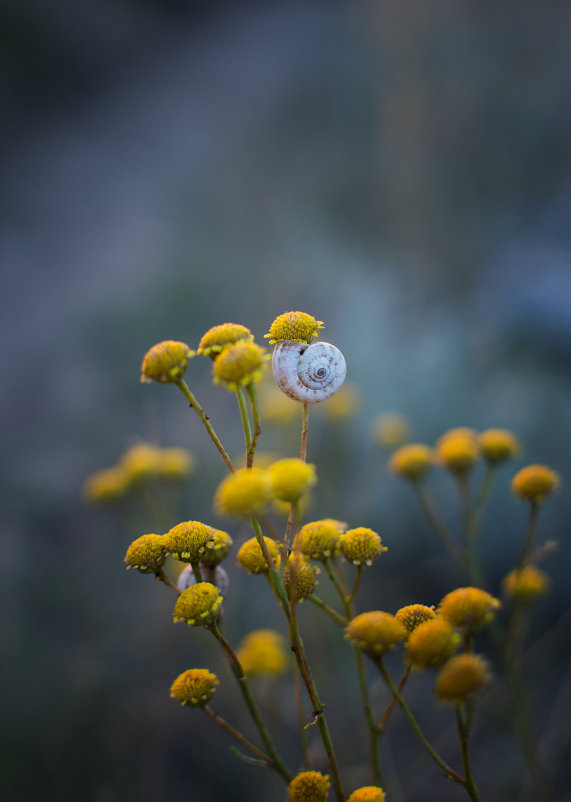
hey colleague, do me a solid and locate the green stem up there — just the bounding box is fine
[155,568,181,594]
[377,665,411,732]
[291,652,313,769]
[456,704,482,802]
[307,594,347,627]
[246,384,262,468]
[280,500,300,577]
[347,566,363,605]
[413,480,466,571]
[175,380,234,472]
[376,657,466,786]
[251,517,291,616]
[300,401,309,461]
[190,561,203,585]
[209,622,292,782]
[203,705,272,765]
[516,503,539,573]
[236,387,252,460]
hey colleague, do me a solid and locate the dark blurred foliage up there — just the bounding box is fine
[2,1,571,801]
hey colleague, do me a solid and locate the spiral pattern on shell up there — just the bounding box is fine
[272,340,347,403]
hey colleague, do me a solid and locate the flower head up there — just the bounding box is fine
[435,432,479,474]
[435,654,491,703]
[237,536,280,573]
[395,604,437,635]
[268,458,317,502]
[288,770,330,802]
[511,465,560,504]
[173,582,223,626]
[503,565,550,602]
[83,467,127,504]
[265,311,324,345]
[438,587,500,634]
[406,618,461,669]
[212,341,269,390]
[170,668,219,707]
[294,519,343,561]
[215,468,274,518]
[197,323,253,357]
[140,340,195,383]
[164,521,217,564]
[389,444,433,480]
[120,443,162,486]
[372,412,411,449]
[156,447,194,479]
[124,534,167,573]
[337,527,387,566]
[347,788,386,802]
[284,553,319,602]
[478,429,520,463]
[198,529,233,567]
[345,611,407,657]
[236,630,288,677]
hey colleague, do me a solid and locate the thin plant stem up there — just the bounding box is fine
[203,705,272,765]
[300,401,309,461]
[457,473,472,546]
[376,657,466,786]
[347,565,363,605]
[246,384,262,467]
[455,704,482,802]
[236,387,252,458]
[175,379,234,472]
[190,562,203,585]
[280,500,300,576]
[307,594,347,627]
[466,464,496,548]
[413,480,466,570]
[516,503,540,573]
[378,665,411,733]
[155,568,181,594]
[209,622,292,782]
[291,652,313,769]
[457,473,486,588]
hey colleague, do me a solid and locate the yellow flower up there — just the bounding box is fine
[197,323,253,357]
[347,788,386,802]
[511,465,560,504]
[124,534,167,573]
[268,458,317,502]
[436,428,478,447]
[435,433,479,474]
[288,770,330,802]
[170,668,219,707]
[215,468,274,518]
[503,565,550,602]
[120,443,162,486]
[140,340,195,383]
[83,467,127,504]
[265,311,325,345]
[337,527,387,566]
[405,618,461,669]
[435,654,491,703]
[389,444,433,480]
[212,341,269,390]
[258,384,300,425]
[372,412,411,449]
[345,611,407,657]
[199,529,233,567]
[156,447,194,479]
[173,582,223,626]
[478,429,520,463]
[438,587,500,634]
[322,383,361,420]
[395,604,437,635]
[164,521,217,564]
[236,630,288,677]
[284,553,319,602]
[237,536,280,573]
[294,519,343,561]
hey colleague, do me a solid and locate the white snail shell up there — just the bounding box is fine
[272,340,347,403]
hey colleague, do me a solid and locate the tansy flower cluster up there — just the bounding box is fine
[236,630,288,677]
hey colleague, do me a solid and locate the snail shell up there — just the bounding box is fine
[272,340,347,403]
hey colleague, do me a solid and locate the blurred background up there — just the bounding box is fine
[2,0,571,800]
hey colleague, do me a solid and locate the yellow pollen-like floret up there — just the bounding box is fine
[173,582,222,626]
[156,447,194,479]
[345,611,408,657]
[164,521,217,564]
[198,529,233,567]
[287,770,331,802]
[406,618,461,669]
[83,467,128,504]
[215,467,274,518]
[236,630,288,677]
[503,565,550,601]
[478,429,520,463]
[212,341,269,390]
[267,458,317,502]
[395,604,437,635]
[169,668,219,707]
[435,433,480,474]
[237,536,280,573]
[197,323,253,357]
[322,383,361,420]
[438,587,501,634]
[372,412,411,449]
[435,654,491,703]
[511,464,560,504]
[284,553,319,602]
[140,340,195,383]
[124,533,167,574]
[347,787,386,802]
[389,444,433,480]
[294,520,343,561]
[337,527,387,566]
[265,311,325,345]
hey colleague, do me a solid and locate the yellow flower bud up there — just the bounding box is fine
[395,604,437,635]
[265,311,325,345]
[284,553,318,602]
[372,412,411,449]
[406,618,461,669]
[435,433,479,474]
[199,529,233,567]
[435,654,491,703]
[337,527,387,567]
[215,468,274,518]
[83,467,127,504]
[236,630,288,677]
[140,340,194,383]
[389,444,433,480]
[438,587,500,634]
[169,668,219,707]
[503,565,550,602]
[345,611,407,657]
[197,323,253,357]
[156,447,194,479]
[237,536,280,573]
[267,458,317,502]
[511,464,560,504]
[124,534,167,574]
[478,429,520,463]
[164,521,218,564]
[288,771,330,802]
[294,519,343,561]
[347,788,386,802]
[173,583,222,626]
[212,341,269,390]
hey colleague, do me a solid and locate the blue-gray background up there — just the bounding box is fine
[2,2,570,800]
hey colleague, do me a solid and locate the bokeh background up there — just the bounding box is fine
[2,1,571,800]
